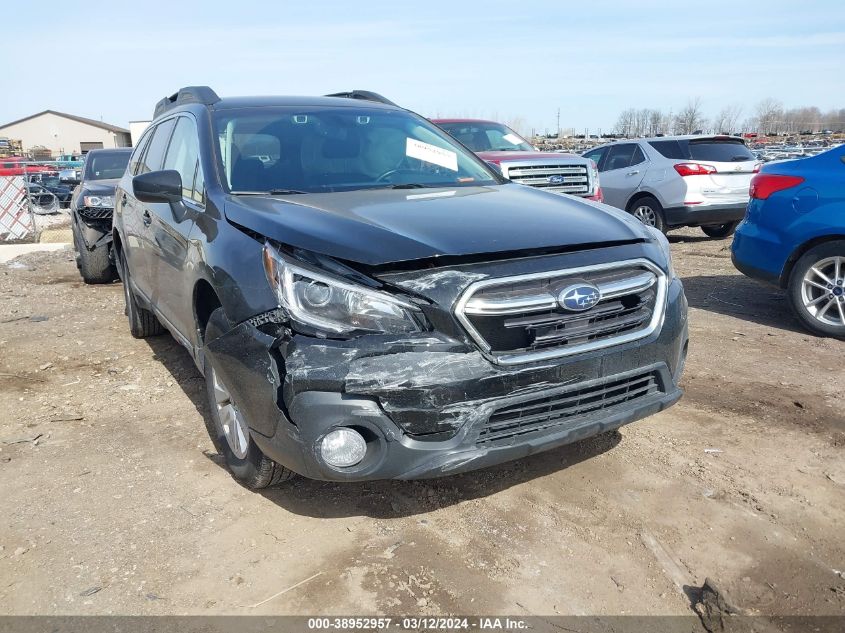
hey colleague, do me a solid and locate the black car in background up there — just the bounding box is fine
[70,148,132,283]
[27,173,73,207]
[113,86,687,489]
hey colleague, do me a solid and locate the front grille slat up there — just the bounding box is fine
[454,259,667,365]
[77,207,113,220]
[477,372,662,444]
[504,162,592,195]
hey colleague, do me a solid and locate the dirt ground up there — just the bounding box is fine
[1,229,843,620]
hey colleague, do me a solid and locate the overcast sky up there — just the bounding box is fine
[4,0,843,134]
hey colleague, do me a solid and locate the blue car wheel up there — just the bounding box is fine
[787,241,845,339]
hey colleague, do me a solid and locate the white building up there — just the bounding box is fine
[129,120,151,146]
[0,110,131,156]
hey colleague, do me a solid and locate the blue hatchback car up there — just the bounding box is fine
[732,144,845,339]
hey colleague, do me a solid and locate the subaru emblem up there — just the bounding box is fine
[558,283,602,312]
[548,175,565,185]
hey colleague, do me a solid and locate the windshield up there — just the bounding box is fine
[435,121,534,152]
[212,106,500,193]
[84,151,130,180]
[35,175,61,187]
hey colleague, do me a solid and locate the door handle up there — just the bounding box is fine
[142,210,152,227]
[626,170,640,176]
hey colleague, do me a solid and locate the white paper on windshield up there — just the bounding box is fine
[406,138,458,171]
[503,133,522,145]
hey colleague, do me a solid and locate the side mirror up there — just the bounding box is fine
[133,170,182,203]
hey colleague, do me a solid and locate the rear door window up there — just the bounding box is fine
[603,143,638,171]
[631,145,646,166]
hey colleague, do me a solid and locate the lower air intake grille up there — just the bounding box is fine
[77,207,113,220]
[478,371,662,445]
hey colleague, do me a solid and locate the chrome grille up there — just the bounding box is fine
[478,371,662,445]
[502,161,591,195]
[454,259,668,365]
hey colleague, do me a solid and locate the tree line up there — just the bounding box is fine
[614,98,845,137]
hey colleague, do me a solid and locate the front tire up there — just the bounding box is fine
[72,221,117,284]
[202,307,296,489]
[787,241,845,340]
[701,221,739,239]
[628,196,666,233]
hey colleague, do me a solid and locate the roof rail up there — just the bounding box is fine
[324,90,399,107]
[154,86,220,119]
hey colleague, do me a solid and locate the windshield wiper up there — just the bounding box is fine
[387,183,429,189]
[230,189,308,195]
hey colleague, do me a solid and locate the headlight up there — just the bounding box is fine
[647,226,675,278]
[262,243,422,335]
[83,195,114,208]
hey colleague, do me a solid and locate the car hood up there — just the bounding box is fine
[478,150,582,162]
[80,178,119,195]
[223,184,648,266]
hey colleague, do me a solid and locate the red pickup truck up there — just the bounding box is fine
[0,157,55,176]
[432,119,602,201]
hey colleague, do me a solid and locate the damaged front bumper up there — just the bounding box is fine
[203,278,688,481]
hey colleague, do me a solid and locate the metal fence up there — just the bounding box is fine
[0,161,76,243]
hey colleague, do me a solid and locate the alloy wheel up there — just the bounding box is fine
[210,367,250,459]
[800,256,845,328]
[632,205,657,227]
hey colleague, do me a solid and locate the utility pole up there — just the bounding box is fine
[556,108,560,139]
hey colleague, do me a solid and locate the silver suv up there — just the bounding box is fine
[584,135,760,237]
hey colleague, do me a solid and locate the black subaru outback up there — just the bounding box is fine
[113,86,688,488]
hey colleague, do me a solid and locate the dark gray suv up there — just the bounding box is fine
[113,86,688,488]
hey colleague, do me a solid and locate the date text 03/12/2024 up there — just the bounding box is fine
[306,617,528,630]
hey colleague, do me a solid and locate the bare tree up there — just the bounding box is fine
[724,104,743,134]
[821,108,845,131]
[755,98,783,135]
[648,110,664,136]
[614,108,637,137]
[713,104,743,134]
[674,98,707,135]
[608,101,841,138]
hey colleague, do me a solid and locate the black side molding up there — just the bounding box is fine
[154,86,221,119]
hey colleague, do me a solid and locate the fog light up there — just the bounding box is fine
[320,428,367,468]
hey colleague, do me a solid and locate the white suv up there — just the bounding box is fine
[584,135,760,237]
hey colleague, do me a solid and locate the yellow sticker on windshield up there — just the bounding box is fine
[406,138,458,171]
